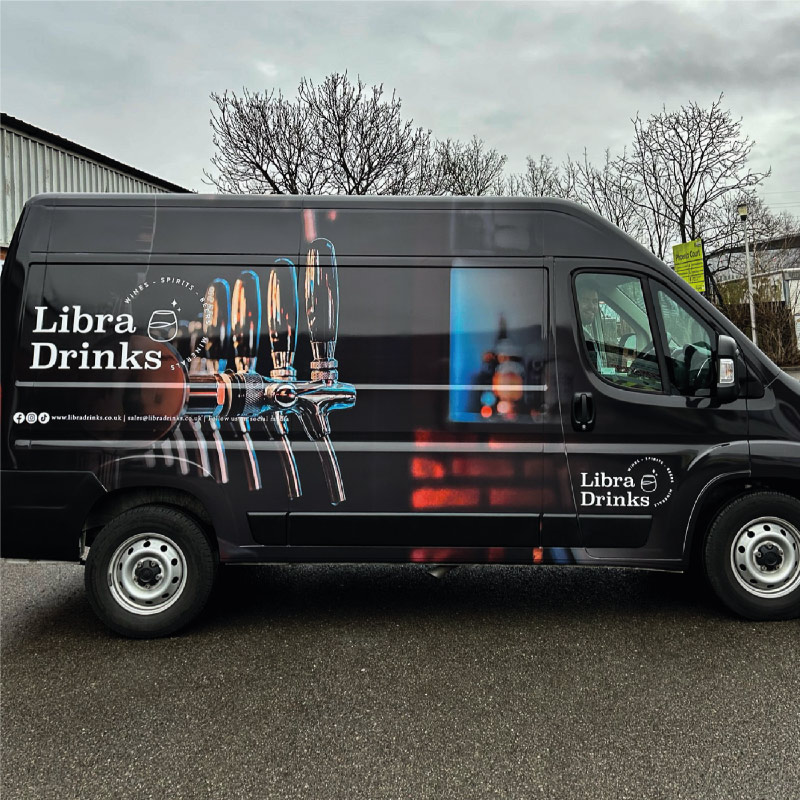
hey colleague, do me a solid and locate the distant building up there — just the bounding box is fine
[1,113,190,259]
[708,234,800,350]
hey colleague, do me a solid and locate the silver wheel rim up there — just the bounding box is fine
[107,533,187,615]
[730,516,800,598]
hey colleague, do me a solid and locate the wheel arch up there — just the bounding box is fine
[82,485,217,555]
[685,474,800,569]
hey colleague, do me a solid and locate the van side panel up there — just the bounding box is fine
[6,195,794,570]
[1,471,105,560]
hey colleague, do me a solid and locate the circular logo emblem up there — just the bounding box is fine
[38,412,51,424]
[25,412,38,424]
[627,457,675,507]
[125,274,211,371]
[13,412,25,424]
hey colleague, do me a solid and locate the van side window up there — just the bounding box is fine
[575,273,663,393]
[655,287,715,396]
[449,267,548,423]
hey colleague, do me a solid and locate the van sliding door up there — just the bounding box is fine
[287,258,548,558]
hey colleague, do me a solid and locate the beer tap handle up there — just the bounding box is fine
[232,270,262,374]
[267,258,298,378]
[267,258,302,499]
[203,277,233,373]
[305,238,339,380]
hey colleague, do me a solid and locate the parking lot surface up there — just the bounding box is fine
[2,560,799,800]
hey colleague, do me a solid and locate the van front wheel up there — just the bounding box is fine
[85,505,217,638]
[704,492,800,621]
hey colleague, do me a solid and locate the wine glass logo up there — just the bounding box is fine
[148,309,178,342]
[640,473,658,493]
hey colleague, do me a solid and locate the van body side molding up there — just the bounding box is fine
[288,513,540,548]
[578,514,652,548]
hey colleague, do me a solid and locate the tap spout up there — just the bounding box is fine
[294,380,356,505]
[269,412,302,500]
[294,381,356,437]
[312,435,346,506]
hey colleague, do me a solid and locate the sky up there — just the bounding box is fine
[2,0,799,218]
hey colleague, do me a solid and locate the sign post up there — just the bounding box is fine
[673,238,706,293]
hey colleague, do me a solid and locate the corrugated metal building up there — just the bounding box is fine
[1,113,190,257]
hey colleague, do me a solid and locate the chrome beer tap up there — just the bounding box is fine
[188,275,303,484]
[265,258,302,500]
[180,240,356,504]
[196,277,232,484]
[231,269,263,492]
[292,238,356,505]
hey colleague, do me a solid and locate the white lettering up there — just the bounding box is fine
[114,315,135,334]
[33,307,57,334]
[92,349,116,370]
[32,306,137,336]
[73,308,96,334]
[118,342,142,370]
[580,472,635,489]
[31,342,58,369]
[58,349,79,369]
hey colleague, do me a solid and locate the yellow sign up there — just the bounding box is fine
[673,238,706,292]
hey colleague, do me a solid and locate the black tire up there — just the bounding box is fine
[85,504,217,638]
[703,492,800,621]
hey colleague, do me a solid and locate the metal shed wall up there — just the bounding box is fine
[1,122,186,247]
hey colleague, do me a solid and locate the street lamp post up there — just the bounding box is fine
[738,203,758,347]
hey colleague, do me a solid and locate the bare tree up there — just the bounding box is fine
[506,155,570,197]
[435,136,508,196]
[207,88,328,194]
[299,73,434,195]
[506,150,672,257]
[568,149,663,248]
[627,94,770,247]
[206,73,435,195]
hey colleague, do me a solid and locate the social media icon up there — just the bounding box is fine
[13,412,25,424]
[26,412,38,424]
[38,412,50,424]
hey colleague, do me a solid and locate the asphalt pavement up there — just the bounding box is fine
[2,560,798,800]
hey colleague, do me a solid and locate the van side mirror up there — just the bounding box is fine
[716,334,740,403]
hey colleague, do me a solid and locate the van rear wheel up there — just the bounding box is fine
[85,504,217,638]
[704,492,800,621]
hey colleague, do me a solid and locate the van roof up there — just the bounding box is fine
[24,193,663,265]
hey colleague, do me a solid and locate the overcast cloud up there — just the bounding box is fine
[2,0,798,217]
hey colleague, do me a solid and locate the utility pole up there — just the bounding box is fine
[738,203,758,347]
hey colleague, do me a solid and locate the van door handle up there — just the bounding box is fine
[572,392,595,432]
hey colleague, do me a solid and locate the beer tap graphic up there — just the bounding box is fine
[231,269,263,492]
[265,258,302,500]
[196,277,231,484]
[181,238,356,505]
[292,238,356,504]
